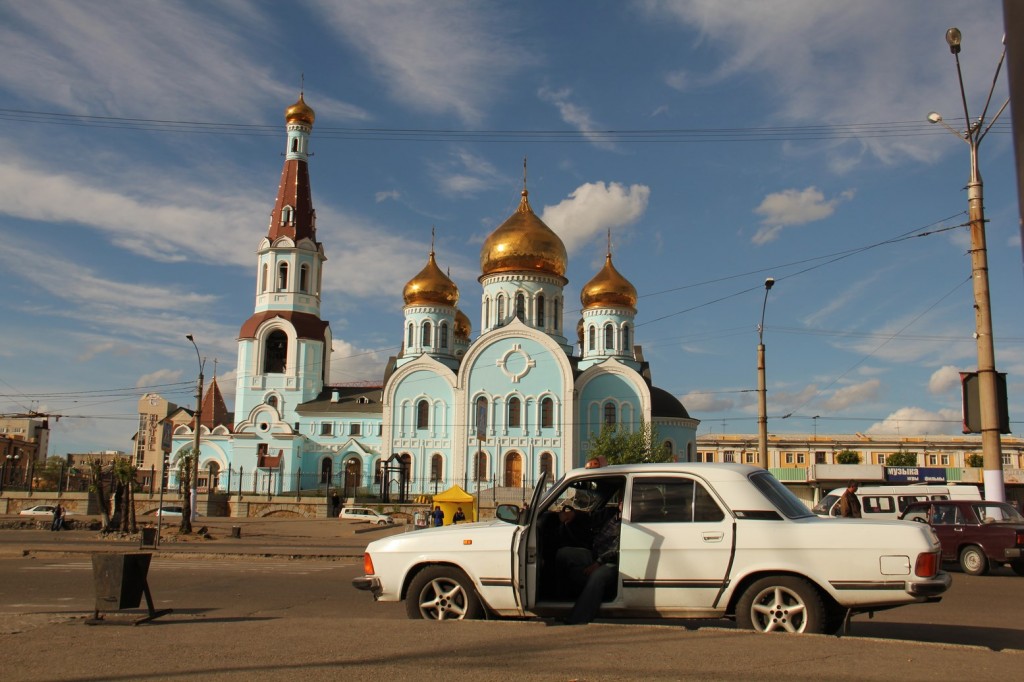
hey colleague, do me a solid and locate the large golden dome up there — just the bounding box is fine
[581,253,637,311]
[455,309,471,339]
[480,190,567,279]
[285,93,315,126]
[403,251,459,307]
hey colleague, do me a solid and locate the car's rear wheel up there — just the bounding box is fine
[1010,560,1024,577]
[405,566,482,621]
[377,520,387,526]
[736,576,826,634]
[959,545,988,576]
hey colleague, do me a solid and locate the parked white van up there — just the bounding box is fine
[812,485,981,520]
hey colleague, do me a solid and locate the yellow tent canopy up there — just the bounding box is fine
[431,485,477,524]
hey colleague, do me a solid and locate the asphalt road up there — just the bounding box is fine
[1,552,1022,681]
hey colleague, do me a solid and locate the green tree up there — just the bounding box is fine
[35,456,67,491]
[966,454,984,468]
[87,458,112,532]
[835,450,861,465]
[885,452,918,467]
[176,447,197,534]
[587,421,669,465]
[112,457,139,533]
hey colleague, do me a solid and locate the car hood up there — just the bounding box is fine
[366,518,517,554]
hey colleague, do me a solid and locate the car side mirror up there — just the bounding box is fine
[495,504,521,524]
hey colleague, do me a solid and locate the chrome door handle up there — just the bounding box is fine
[702,531,724,542]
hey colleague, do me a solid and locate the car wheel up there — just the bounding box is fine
[959,545,988,576]
[735,576,826,634]
[1010,560,1024,577]
[377,520,387,526]
[405,566,482,621]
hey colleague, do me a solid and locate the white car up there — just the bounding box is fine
[340,507,393,526]
[19,505,72,516]
[152,506,184,518]
[353,463,950,634]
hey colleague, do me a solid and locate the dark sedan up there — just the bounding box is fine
[901,500,1024,576]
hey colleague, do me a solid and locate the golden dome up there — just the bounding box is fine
[285,93,315,126]
[480,190,567,279]
[455,309,471,339]
[580,253,637,311]
[403,251,459,307]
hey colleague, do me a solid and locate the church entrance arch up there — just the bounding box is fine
[320,458,333,485]
[344,458,360,497]
[504,452,522,488]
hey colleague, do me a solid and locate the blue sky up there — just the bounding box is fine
[0,1,1021,455]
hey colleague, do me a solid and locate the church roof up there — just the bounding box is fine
[197,377,233,430]
[480,189,567,280]
[650,385,691,419]
[296,386,385,415]
[267,95,317,243]
[238,310,330,341]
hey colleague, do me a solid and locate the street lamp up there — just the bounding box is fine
[184,334,205,531]
[929,27,1009,502]
[756,277,775,469]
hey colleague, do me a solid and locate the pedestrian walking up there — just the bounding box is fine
[839,481,861,518]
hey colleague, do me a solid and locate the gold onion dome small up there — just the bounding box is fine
[403,251,459,306]
[580,253,637,311]
[285,93,315,126]
[455,309,472,339]
[480,190,567,278]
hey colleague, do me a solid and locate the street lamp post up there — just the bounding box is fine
[929,27,1009,502]
[184,334,205,532]
[757,277,775,469]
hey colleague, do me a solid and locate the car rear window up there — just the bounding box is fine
[749,472,813,519]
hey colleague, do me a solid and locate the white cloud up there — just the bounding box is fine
[375,190,400,203]
[866,406,962,436]
[752,187,853,245]
[928,365,962,395]
[312,0,529,124]
[640,0,1003,169]
[429,148,504,197]
[665,70,689,92]
[541,182,650,253]
[0,1,366,123]
[680,391,733,413]
[537,86,615,151]
[821,379,880,412]
[329,339,388,383]
[136,368,184,388]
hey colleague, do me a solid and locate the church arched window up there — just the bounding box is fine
[515,293,525,322]
[483,298,490,327]
[417,400,429,430]
[439,322,448,349]
[430,454,443,481]
[407,323,414,349]
[622,324,631,352]
[277,262,288,291]
[421,321,432,347]
[541,397,554,429]
[588,326,596,351]
[261,263,268,293]
[291,138,298,153]
[539,452,553,479]
[554,298,560,330]
[537,295,545,327]
[604,324,614,350]
[603,401,617,426]
[299,264,309,292]
[281,205,293,224]
[508,397,521,428]
[497,295,505,324]
[264,331,287,374]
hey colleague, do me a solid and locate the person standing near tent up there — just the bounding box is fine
[432,505,445,527]
[453,507,466,524]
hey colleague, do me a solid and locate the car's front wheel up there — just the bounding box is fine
[405,566,482,621]
[959,545,988,576]
[736,576,826,634]
[376,520,387,526]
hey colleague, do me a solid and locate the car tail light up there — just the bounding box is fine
[1016,531,1024,547]
[363,553,375,575]
[915,551,940,578]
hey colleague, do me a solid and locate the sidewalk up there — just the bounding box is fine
[0,515,408,559]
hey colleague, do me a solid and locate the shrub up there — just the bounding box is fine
[835,450,861,465]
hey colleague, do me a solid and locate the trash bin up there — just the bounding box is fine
[140,527,157,548]
[92,553,152,612]
[231,526,241,539]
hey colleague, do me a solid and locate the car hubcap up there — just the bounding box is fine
[750,586,807,633]
[418,578,467,620]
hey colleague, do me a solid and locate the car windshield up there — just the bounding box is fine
[972,502,1024,523]
[810,494,839,516]
[749,471,814,519]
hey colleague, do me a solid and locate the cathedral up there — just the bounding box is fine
[167,95,698,496]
